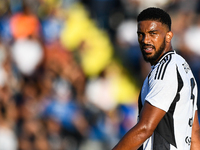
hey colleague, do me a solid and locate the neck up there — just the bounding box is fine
[150,45,173,66]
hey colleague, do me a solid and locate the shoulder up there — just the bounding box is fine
[149,52,177,81]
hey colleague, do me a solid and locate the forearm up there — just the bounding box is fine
[112,123,153,150]
[112,102,166,150]
[190,111,200,150]
[190,128,200,150]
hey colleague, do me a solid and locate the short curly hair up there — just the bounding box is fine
[137,7,171,31]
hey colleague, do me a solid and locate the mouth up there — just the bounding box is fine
[142,47,154,54]
[142,45,155,54]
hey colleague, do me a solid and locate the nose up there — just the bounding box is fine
[142,34,150,44]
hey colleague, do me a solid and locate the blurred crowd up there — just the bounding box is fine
[0,0,200,150]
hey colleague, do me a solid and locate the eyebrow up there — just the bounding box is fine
[137,30,159,34]
[149,30,159,33]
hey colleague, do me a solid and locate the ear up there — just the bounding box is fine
[166,31,173,43]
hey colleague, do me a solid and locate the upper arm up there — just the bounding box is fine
[138,101,166,135]
[191,110,200,150]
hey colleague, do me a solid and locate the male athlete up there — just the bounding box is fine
[112,7,200,150]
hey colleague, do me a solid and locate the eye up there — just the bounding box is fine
[137,32,143,37]
[150,31,157,35]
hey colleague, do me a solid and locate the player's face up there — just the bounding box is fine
[137,20,169,65]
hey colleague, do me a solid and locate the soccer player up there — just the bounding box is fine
[112,7,200,150]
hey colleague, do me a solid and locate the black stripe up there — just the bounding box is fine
[154,64,160,80]
[153,68,183,148]
[153,131,170,150]
[138,91,143,150]
[138,145,143,150]
[157,50,174,64]
[161,55,172,80]
[157,62,165,80]
[138,91,142,114]
[148,70,153,79]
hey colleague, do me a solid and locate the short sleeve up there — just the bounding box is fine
[145,63,178,112]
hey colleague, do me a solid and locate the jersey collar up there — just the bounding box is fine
[152,50,175,67]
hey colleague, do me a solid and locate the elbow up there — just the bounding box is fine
[145,126,154,137]
[191,128,200,149]
[139,123,155,139]
[192,128,200,142]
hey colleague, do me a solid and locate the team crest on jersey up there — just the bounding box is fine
[182,62,191,73]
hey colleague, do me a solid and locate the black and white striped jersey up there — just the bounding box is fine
[139,50,198,150]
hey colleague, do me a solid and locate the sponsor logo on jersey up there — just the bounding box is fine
[182,62,191,73]
[185,136,191,146]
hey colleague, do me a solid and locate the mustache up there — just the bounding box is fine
[142,44,155,49]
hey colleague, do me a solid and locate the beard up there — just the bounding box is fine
[141,38,166,64]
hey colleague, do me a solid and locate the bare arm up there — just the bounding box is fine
[112,101,166,150]
[191,110,200,150]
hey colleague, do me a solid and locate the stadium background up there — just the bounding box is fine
[0,0,199,149]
